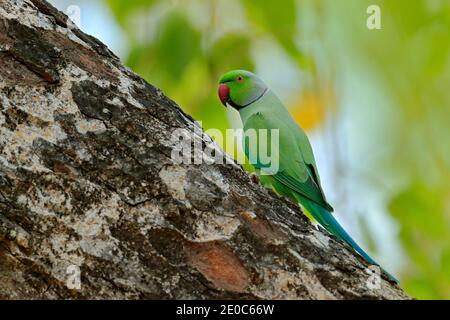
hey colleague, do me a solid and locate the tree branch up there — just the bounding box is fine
[0,0,408,300]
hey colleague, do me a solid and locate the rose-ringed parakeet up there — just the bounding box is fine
[218,70,398,283]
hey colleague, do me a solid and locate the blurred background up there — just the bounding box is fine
[49,0,450,299]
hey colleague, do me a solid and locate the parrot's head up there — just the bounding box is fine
[218,70,268,109]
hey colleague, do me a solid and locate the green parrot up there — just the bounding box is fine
[218,69,398,283]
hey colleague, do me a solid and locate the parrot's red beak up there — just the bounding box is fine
[218,83,230,106]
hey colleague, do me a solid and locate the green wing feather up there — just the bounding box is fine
[243,112,333,212]
[275,172,333,211]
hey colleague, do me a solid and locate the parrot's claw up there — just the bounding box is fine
[249,173,260,184]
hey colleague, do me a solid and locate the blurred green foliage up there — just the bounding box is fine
[105,0,450,299]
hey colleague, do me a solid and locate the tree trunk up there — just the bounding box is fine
[0,0,408,300]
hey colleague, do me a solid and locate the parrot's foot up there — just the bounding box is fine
[249,172,260,184]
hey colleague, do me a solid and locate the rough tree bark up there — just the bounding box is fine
[0,0,408,300]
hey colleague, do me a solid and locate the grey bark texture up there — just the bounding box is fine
[0,0,409,300]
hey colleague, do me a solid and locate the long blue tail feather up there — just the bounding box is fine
[296,195,399,284]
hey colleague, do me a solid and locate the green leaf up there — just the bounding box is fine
[208,33,255,78]
[388,182,446,238]
[242,0,308,66]
[155,13,202,80]
[106,0,158,27]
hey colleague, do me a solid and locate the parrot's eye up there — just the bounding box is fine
[237,76,244,81]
